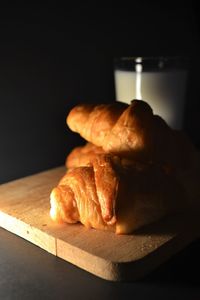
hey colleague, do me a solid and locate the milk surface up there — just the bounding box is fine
[114,69,188,129]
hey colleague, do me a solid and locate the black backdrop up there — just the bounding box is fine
[0,3,199,183]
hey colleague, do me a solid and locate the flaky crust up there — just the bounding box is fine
[51,154,186,234]
[67,102,128,147]
[67,100,196,169]
[51,154,119,230]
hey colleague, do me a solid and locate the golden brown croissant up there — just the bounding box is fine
[67,100,152,161]
[50,100,199,235]
[67,101,128,147]
[67,100,196,169]
[50,154,185,234]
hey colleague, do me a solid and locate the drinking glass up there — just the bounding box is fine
[114,56,189,129]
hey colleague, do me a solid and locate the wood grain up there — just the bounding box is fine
[0,166,199,281]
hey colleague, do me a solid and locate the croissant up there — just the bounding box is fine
[67,101,128,147]
[50,154,185,234]
[50,100,199,234]
[67,100,196,169]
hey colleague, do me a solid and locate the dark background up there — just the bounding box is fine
[0,4,200,299]
[0,3,199,183]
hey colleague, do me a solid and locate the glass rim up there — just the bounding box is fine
[114,56,190,71]
[114,56,191,61]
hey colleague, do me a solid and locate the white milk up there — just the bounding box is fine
[114,69,188,129]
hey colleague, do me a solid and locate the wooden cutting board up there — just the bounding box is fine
[0,166,200,281]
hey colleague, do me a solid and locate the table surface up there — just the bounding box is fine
[0,227,200,300]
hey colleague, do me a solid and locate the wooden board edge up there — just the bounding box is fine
[0,211,56,256]
[114,227,200,281]
[56,238,121,281]
[57,226,200,282]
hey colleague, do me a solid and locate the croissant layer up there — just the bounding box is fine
[67,100,196,169]
[51,154,185,234]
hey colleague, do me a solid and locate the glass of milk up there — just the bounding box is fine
[114,57,189,129]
